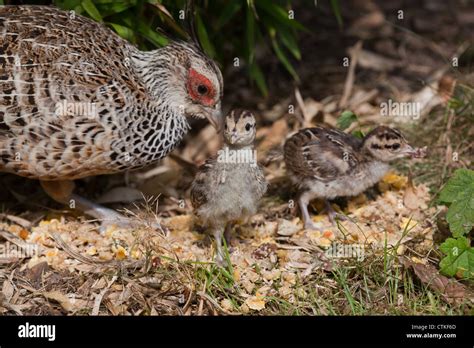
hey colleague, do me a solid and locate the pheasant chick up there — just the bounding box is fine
[191,109,267,265]
[284,126,425,229]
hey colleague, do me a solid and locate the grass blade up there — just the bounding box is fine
[195,10,216,58]
[81,0,103,22]
[215,1,242,29]
[137,21,169,46]
[107,22,135,42]
[246,3,256,64]
[278,26,301,60]
[269,27,299,81]
[330,0,343,29]
[249,61,268,96]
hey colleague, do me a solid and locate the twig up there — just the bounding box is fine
[50,232,145,271]
[92,275,117,315]
[340,41,363,109]
[294,87,310,127]
[0,214,32,229]
[197,278,206,315]
[0,229,42,255]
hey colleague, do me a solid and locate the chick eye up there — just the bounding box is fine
[197,84,208,95]
[224,123,228,130]
[392,143,401,150]
[245,123,252,131]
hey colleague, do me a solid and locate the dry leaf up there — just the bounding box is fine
[220,299,234,312]
[404,178,428,210]
[2,280,14,302]
[42,291,73,312]
[245,295,266,311]
[277,219,300,236]
[402,259,474,305]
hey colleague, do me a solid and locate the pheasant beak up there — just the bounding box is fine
[204,101,222,133]
[205,105,222,133]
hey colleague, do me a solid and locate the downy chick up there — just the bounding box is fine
[191,109,267,265]
[284,126,425,229]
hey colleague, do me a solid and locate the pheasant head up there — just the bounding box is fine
[132,41,223,131]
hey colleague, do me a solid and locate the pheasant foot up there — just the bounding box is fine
[40,180,164,234]
[324,200,348,226]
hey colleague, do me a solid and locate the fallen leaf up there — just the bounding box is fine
[245,295,266,311]
[277,219,300,236]
[402,259,474,305]
[42,291,74,312]
[221,298,234,312]
[404,177,428,210]
[2,280,14,302]
[24,261,49,284]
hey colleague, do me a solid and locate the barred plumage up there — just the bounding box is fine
[284,126,420,229]
[0,5,223,228]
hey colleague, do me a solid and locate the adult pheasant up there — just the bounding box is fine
[0,5,223,228]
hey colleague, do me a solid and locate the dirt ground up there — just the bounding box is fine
[0,0,473,315]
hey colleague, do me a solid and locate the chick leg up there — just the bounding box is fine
[298,191,321,231]
[324,199,348,225]
[40,180,161,233]
[224,223,233,248]
[212,226,226,266]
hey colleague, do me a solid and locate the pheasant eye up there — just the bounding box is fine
[245,123,252,131]
[197,84,208,95]
[392,143,401,150]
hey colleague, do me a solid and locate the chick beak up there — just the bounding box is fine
[400,144,424,158]
[205,108,222,133]
[230,132,238,144]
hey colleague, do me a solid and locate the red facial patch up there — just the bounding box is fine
[187,68,216,106]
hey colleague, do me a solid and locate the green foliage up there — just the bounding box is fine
[337,110,365,138]
[330,0,342,29]
[439,237,474,279]
[438,168,474,280]
[447,96,464,111]
[438,168,474,237]
[81,0,103,22]
[50,0,319,95]
[337,110,358,130]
